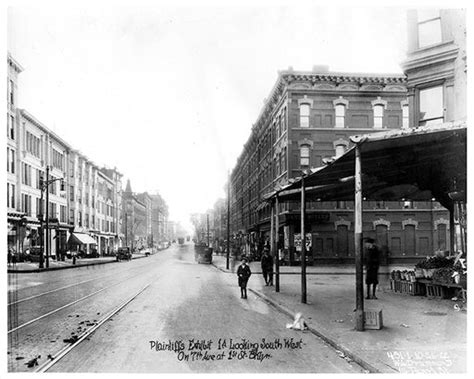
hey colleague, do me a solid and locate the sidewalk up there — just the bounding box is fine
[212,254,467,374]
[7,252,150,273]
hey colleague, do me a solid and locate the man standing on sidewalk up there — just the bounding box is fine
[261,248,273,286]
[365,238,380,299]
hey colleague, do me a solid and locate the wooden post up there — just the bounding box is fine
[301,176,307,304]
[226,175,230,270]
[270,199,274,266]
[354,145,364,331]
[45,165,50,269]
[275,195,280,292]
[449,203,455,253]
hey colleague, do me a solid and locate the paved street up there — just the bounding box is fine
[7,243,364,373]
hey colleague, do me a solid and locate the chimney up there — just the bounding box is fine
[312,65,330,73]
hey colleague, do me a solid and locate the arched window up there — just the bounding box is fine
[402,103,409,129]
[300,145,310,167]
[373,105,384,129]
[300,104,310,127]
[335,104,345,128]
[335,144,345,158]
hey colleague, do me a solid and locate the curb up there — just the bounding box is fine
[247,287,383,374]
[7,254,148,273]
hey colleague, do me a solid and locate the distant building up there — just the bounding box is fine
[150,193,169,244]
[122,180,148,250]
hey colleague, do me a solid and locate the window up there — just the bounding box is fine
[7,183,10,208]
[26,132,41,157]
[300,104,310,127]
[36,198,44,217]
[49,202,57,219]
[92,215,95,228]
[335,144,345,158]
[7,148,10,172]
[9,80,14,106]
[8,115,15,140]
[78,211,82,226]
[70,185,75,201]
[300,145,310,167]
[335,104,345,128]
[22,194,32,216]
[373,105,384,128]
[417,9,442,48]
[60,205,67,223]
[52,149,64,170]
[36,169,44,189]
[22,163,32,186]
[11,149,15,173]
[92,195,95,208]
[402,103,409,129]
[419,86,443,125]
[282,108,287,131]
[10,184,15,208]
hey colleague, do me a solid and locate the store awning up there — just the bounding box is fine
[271,122,466,209]
[68,233,97,245]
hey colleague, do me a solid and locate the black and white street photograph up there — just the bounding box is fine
[3,0,471,376]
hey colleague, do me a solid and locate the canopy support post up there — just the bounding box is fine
[355,145,364,331]
[275,195,280,292]
[301,175,307,304]
[449,203,455,254]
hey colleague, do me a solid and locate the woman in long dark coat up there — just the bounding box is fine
[365,238,380,299]
[237,257,251,299]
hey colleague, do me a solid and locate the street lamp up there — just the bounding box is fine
[39,165,65,269]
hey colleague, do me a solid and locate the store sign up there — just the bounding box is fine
[294,233,312,252]
[285,212,330,223]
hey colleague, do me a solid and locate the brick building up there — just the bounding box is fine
[401,8,466,253]
[230,66,451,264]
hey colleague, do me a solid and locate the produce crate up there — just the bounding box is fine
[425,283,446,299]
[390,280,424,296]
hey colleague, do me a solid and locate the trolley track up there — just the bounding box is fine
[7,256,160,331]
[35,283,153,373]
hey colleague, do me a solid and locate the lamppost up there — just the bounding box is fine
[39,165,65,269]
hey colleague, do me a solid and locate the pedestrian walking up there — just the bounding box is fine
[365,238,380,299]
[8,248,13,266]
[237,256,251,299]
[261,248,273,286]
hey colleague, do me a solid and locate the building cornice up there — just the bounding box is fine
[401,41,459,73]
[20,109,72,151]
[8,53,24,73]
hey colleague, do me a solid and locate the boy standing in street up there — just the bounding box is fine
[237,257,251,299]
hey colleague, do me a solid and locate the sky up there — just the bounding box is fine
[7,4,411,228]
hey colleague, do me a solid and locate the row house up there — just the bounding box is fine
[230,66,451,265]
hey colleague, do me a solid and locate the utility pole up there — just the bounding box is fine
[45,165,50,269]
[207,213,210,247]
[354,145,364,331]
[301,175,307,304]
